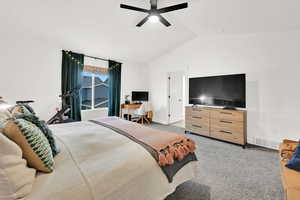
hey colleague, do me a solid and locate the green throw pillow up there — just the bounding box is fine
[22,104,36,115]
[3,118,54,172]
[15,113,60,157]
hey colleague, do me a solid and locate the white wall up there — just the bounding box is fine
[0,26,148,121]
[148,30,300,149]
[121,61,149,104]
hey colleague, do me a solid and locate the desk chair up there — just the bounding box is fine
[131,102,150,124]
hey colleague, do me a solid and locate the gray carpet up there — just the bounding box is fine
[147,124,284,200]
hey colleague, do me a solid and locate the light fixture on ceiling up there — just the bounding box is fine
[148,15,159,23]
[120,0,188,27]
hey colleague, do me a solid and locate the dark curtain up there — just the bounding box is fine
[108,60,122,116]
[61,50,84,121]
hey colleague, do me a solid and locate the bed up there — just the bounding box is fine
[25,118,197,200]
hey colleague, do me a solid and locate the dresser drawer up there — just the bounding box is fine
[210,119,244,134]
[210,109,244,122]
[186,115,210,126]
[186,123,209,136]
[186,107,210,118]
[210,128,245,145]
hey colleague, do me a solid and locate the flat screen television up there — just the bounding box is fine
[132,91,149,101]
[189,74,246,108]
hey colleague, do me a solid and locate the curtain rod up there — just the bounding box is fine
[84,54,108,62]
[62,50,121,63]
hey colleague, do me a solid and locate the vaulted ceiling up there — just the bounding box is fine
[1,0,300,63]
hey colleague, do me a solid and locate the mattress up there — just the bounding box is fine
[25,121,196,200]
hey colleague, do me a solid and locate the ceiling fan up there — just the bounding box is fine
[120,0,188,27]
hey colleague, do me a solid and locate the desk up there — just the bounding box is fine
[122,104,141,110]
[121,104,153,122]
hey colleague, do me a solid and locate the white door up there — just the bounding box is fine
[168,71,184,124]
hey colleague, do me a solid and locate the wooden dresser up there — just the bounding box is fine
[185,106,247,147]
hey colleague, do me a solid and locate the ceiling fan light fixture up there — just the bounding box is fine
[148,15,159,23]
[120,0,188,27]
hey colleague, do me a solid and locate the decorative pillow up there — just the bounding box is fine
[15,113,60,157]
[0,101,12,120]
[3,118,54,172]
[10,104,35,116]
[286,140,300,172]
[0,132,36,199]
[22,104,36,115]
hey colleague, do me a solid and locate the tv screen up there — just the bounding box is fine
[189,74,246,108]
[132,91,149,101]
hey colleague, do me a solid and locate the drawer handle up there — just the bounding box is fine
[192,124,202,128]
[192,116,202,119]
[220,112,232,115]
[220,130,232,134]
[220,120,232,124]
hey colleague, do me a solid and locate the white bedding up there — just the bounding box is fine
[25,121,196,200]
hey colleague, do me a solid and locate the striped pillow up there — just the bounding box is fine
[15,113,60,157]
[10,104,34,116]
[3,118,54,172]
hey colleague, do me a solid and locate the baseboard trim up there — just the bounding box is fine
[169,120,184,125]
[247,137,280,150]
[152,120,169,125]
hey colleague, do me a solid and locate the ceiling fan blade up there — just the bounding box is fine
[158,3,188,14]
[136,15,150,27]
[158,15,171,27]
[120,4,149,13]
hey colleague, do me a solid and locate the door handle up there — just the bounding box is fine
[220,120,233,124]
[220,112,232,115]
[220,130,232,134]
[192,124,202,128]
[192,116,202,119]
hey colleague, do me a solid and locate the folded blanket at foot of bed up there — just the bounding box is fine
[90,117,197,182]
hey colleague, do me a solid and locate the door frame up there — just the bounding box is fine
[167,71,186,125]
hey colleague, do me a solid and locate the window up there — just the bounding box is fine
[81,65,109,110]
